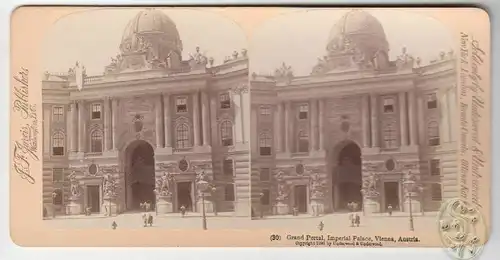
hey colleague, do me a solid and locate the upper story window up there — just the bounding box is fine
[175,124,190,148]
[427,121,440,146]
[260,105,271,116]
[52,132,65,156]
[298,104,308,120]
[430,159,441,175]
[220,92,231,109]
[260,168,270,181]
[52,168,64,183]
[90,130,103,153]
[91,103,102,119]
[176,96,188,113]
[223,158,234,176]
[52,106,64,122]
[427,93,438,109]
[383,97,395,113]
[297,131,309,153]
[259,131,272,156]
[383,122,398,148]
[220,120,233,146]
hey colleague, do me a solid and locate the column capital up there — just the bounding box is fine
[232,82,248,95]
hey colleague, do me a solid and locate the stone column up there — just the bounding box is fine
[250,105,258,153]
[111,98,118,150]
[284,101,292,153]
[241,88,250,144]
[417,94,425,146]
[69,102,78,152]
[163,94,171,148]
[448,87,457,142]
[440,90,450,144]
[276,103,284,152]
[192,92,201,146]
[201,91,210,146]
[77,101,86,153]
[104,97,112,151]
[361,95,370,147]
[310,99,318,151]
[318,99,325,150]
[155,95,163,148]
[399,92,408,146]
[370,94,379,147]
[408,90,418,145]
[232,90,244,144]
[43,105,50,154]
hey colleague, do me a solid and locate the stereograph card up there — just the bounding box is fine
[10,6,490,253]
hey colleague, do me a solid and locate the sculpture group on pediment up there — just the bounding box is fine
[274,62,294,84]
[189,47,208,65]
[395,47,415,70]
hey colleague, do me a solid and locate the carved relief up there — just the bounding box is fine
[155,172,174,197]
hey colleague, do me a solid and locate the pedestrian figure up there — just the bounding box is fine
[293,207,298,216]
[349,213,354,227]
[387,204,393,216]
[355,213,360,227]
[142,213,148,227]
[112,221,117,230]
[180,205,186,217]
[318,221,324,231]
[147,213,153,226]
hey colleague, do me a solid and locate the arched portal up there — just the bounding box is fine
[331,141,363,211]
[124,140,156,211]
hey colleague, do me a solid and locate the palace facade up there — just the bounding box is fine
[250,10,458,216]
[42,9,250,217]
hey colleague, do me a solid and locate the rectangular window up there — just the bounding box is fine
[261,189,270,205]
[260,168,270,181]
[220,92,231,109]
[260,146,272,156]
[52,106,64,121]
[431,183,442,201]
[260,105,271,116]
[427,93,438,109]
[298,104,308,119]
[223,159,234,176]
[52,168,64,182]
[383,97,395,113]
[430,159,441,175]
[224,184,235,201]
[176,96,188,113]
[91,103,102,119]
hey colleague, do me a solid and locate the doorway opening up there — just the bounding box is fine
[384,182,400,211]
[294,185,308,213]
[87,185,100,213]
[125,140,156,211]
[332,141,363,211]
[177,182,193,212]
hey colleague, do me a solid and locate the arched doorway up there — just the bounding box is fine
[332,141,362,211]
[124,140,156,211]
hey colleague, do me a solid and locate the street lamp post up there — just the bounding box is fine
[197,180,209,230]
[211,186,217,216]
[403,171,417,232]
[51,192,57,218]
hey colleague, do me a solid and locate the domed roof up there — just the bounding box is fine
[119,9,183,57]
[326,10,389,57]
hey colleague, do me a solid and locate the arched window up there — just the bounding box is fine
[259,131,272,156]
[383,122,397,148]
[90,130,103,153]
[428,121,440,146]
[52,132,64,156]
[176,124,190,148]
[52,189,63,205]
[220,120,233,146]
[297,131,309,153]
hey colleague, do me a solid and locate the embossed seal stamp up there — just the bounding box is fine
[438,198,487,260]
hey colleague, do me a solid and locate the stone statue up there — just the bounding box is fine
[155,172,174,196]
[275,170,288,201]
[195,168,209,183]
[189,47,207,65]
[103,173,117,198]
[361,172,380,198]
[68,171,80,199]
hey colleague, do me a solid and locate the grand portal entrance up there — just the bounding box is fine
[125,140,156,211]
[332,141,362,211]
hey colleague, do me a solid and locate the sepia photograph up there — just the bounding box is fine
[41,7,250,229]
[249,8,464,234]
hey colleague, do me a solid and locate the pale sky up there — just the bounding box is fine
[251,9,455,76]
[42,8,248,76]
